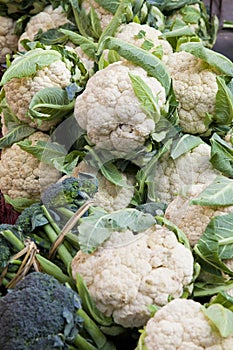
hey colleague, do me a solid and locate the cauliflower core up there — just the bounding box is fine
[153,143,219,204]
[0,132,61,200]
[0,16,18,63]
[166,51,219,134]
[74,61,166,152]
[71,225,194,328]
[165,183,233,246]
[143,298,233,350]
[3,58,71,131]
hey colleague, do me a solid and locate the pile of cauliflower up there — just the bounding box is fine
[0,1,233,349]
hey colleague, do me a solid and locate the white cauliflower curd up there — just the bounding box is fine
[71,224,194,328]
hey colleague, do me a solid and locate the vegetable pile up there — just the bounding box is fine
[0,0,233,349]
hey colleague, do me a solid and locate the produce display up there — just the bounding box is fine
[0,0,233,349]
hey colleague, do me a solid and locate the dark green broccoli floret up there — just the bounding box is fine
[41,174,98,212]
[0,272,114,350]
[15,202,48,236]
[0,272,83,350]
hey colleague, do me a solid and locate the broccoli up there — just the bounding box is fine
[0,224,25,274]
[15,202,47,236]
[41,174,98,213]
[0,272,115,350]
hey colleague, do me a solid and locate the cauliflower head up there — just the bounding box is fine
[115,22,173,64]
[81,0,114,30]
[153,143,220,204]
[0,132,61,200]
[3,55,72,131]
[73,161,135,212]
[74,61,166,152]
[0,16,18,63]
[18,5,70,51]
[71,225,194,328]
[165,183,233,246]
[142,298,233,350]
[166,51,220,134]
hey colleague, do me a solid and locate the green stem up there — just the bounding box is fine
[77,309,109,349]
[57,207,75,219]
[1,230,24,251]
[73,334,97,350]
[42,205,62,235]
[43,223,73,269]
[35,254,76,288]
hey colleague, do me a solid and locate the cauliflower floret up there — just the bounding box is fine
[166,51,220,134]
[165,183,233,246]
[71,225,194,328]
[0,132,61,200]
[74,61,166,152]
[3,57,72,131]
[153,143,220,204]
[142,299,233,350]
[73,161,135,212]
[0,16,18,63]
[18,5,70,51]
[81,0,114,30]
[115,22,173,64]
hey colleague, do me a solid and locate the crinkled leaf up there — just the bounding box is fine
[90,6,102,39]
[100,162,132,188]
[147,0,198,12]
[51,151,82,175]
[100,37,171,95]
[214,76,233,126]
[0,49,62,85]
[59,29,97,59]
[129,73,161,123]
[78,207,156,253]
[98,0,130,47]
[29,87,75,120]
[202,304,233,337]
[194,213,233,276]
[210,133,233,178]
[0,124,35,148]
[170,134,203,159]
[190,176,233,206]
[179,42,233,77]
[4,195,37,212]
[94,0,120,14]
[17,139,66,164]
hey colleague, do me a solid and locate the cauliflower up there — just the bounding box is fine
[73,161,135,212]
[0,16,18,63]
[115,22,173,64]
[165,183,233,246]
[74,61,166,152]
[71,224,194,328]
[18,5,70,51]
[0,132,61,200]
[81,0,114,30]
[166,51,220,134]
[153,143,220,204]
[3,51,72,131]
[140,298,233,350]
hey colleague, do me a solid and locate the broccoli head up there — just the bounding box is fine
[41,174,98,212]
[15,202,48,236]
[0,272,83,350]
